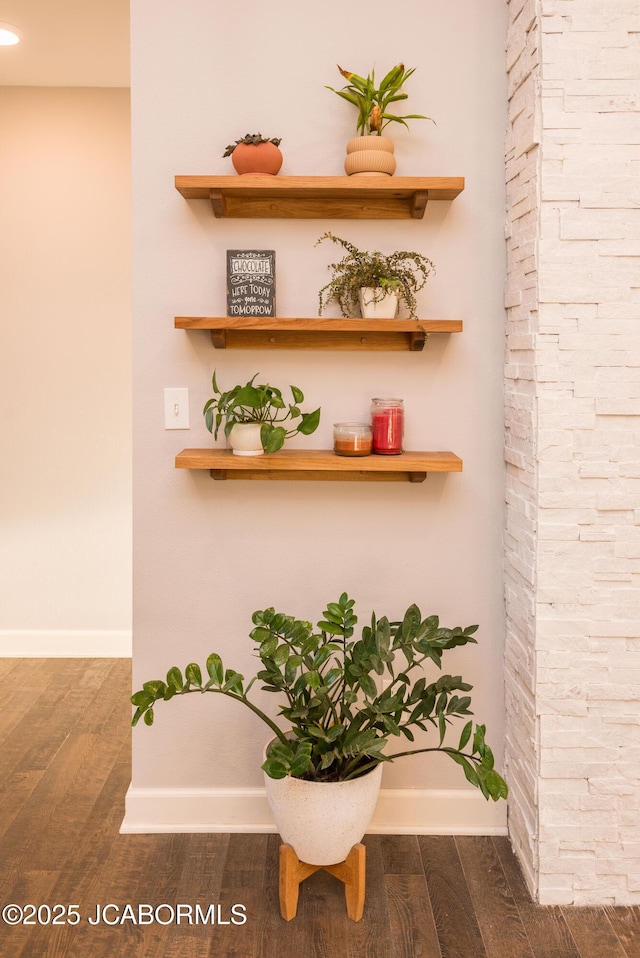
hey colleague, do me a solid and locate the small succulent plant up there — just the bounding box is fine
[223,133,282,158]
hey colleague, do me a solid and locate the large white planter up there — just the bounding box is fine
[228,422,264,456]
[264,761,383,866]
[358,287,400,319]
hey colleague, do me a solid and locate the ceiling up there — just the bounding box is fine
[0,0,129,86]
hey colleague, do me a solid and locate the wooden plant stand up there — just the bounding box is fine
[279,842,366,921]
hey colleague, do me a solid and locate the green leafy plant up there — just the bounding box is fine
[316,232,435,319]
[326,63,432,136]
[203,372,320,453]
[132,593,508,802]
[223,133,282,157]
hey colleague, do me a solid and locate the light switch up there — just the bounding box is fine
[164,387,190,429]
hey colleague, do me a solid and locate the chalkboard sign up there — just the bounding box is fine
[226,250,276,317]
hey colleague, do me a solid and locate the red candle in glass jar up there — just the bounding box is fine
[371,398,404,455]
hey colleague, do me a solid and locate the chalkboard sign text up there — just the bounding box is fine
[226,250,276,317]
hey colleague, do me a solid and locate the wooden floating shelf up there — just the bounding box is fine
[174,316,463,351]
[174,175,465,219]
[175,449,463,483]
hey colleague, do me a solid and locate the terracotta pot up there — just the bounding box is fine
[344,135,396,176]
[264,753,383,866]
[231,142,283,175]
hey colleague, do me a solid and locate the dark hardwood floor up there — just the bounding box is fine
[1,658,639,957]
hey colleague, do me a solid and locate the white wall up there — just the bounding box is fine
[0,87,132,656]
[126,0,508,832]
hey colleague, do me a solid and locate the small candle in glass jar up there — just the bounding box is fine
[371,398,404,455]
[333,422,373,457]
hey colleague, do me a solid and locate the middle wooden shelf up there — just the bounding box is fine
[175,316,463,351]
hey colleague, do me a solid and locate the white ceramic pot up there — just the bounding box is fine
[344,135,396,176]
[358,287,400,319]
[228,422,264,456]
[264,758,383,866]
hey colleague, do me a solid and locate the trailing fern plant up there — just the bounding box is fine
[132,593,507,802]
[316,232,435,319]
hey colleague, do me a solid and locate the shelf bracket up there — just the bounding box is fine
[210,470,228,480]
[209,189,225,217]
[210,329,227,349]
[408,472,428,483]
[410,191,429,219]
[409,328,427,352]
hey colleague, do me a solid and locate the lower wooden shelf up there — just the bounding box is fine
[175,448,463,483]
[175,317,462,351]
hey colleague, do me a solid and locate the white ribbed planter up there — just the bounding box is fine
[228,422,264,456]
[264,761,383,866]
[358,287,400,319]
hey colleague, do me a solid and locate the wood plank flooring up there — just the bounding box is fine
[0,658,638,958]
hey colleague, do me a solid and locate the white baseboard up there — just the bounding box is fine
[120,785,507,835]
[0,630,132,657]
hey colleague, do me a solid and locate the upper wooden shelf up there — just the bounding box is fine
[174,316,463,351]
[174,175,465,219]
[175,448,463,483]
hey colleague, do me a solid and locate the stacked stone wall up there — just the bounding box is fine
[505,0,640,904]
[504,0,542,897]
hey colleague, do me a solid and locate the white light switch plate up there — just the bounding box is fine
[164,387,190,429]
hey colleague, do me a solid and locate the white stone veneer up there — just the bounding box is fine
[505,0,640,904]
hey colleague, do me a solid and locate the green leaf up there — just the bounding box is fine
[382,714,401,736]
[401,604,421,641]
[259,635,278,658]
[326,723,345,742]
[290,385,304,404]
[317,620,345,636]
[289,744,313,777]
[359,673,378,699]
[131,690,154,709]
[262,758,288,780]
[206,654,223,686]
[263,425,286,453]
[273,644,290,667]
[185,663,202,687]
[446,751,479,787]
[143,708,154,726]
[438,711,447,745]
[458,719,473,751]
[298,408,321,435]
[166,667,184,691]
[484,769,508,801]
[233,384,262,407]
[220,669,241,692]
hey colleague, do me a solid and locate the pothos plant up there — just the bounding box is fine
[132,593,508,802]
[316,232,436,319]
[203,372,320,453]
[326,63,432,136]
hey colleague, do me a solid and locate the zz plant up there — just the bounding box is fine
[132,593,508,802]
